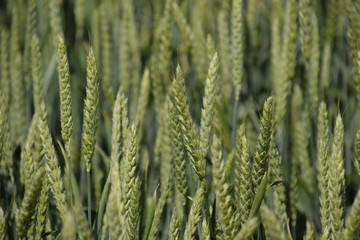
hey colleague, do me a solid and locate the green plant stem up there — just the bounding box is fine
[87,170,92,231]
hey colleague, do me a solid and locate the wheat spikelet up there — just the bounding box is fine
[230,0,244,101]
[122,125,140,240]
[269,142,287,227]
[169,209,181,240]
[201,218,210,240]
[32,177,49,240]
[234,124,252,227]
[56,35,73,164]
[16,168,45,238]
[200,52,219,157]
[184,186,204,240]
[328,114,345,239]
[211,134,234,238]
[172,65,205,182]
[105,101,126,240]
[252,96,274,192]
[317,102,331,231]
[81,47,99,172]
[170,98,187,208]
[159,98,173,191]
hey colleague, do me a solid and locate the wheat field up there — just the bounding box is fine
[0,0,360,239]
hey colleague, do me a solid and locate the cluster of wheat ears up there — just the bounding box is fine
[1,0,360,239]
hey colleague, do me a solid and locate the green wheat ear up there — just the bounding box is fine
[231,0,244,101]
[81,46,99,172]
[317,102,330,231]
[200,51,219,157]
[252,96,274,192]
[269,142,287,227]
[172,65,205,182]
[169,208,181,240]
[122,124,140,240]
[184,186,204,240]
[201,218,210,240]
[170,99,187,208]
[56,35,73,168]
[16,168,45,238]
[234,126,252,228]
[327,114,345,239]
[33,176,49,239]
[211,134,234,239]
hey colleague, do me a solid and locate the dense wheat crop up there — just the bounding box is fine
[1,0,360,239]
